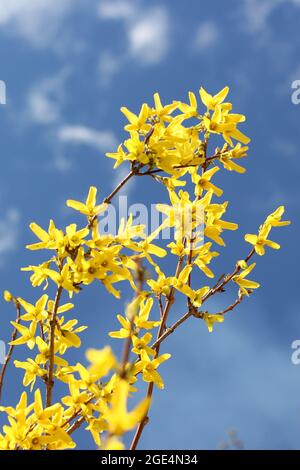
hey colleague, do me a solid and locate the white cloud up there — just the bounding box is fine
[58,125,117,151]
[26,68,70,125]
[241,0,281,33]
[98,51,124,86]
[128,7,170,65]
[0,209,20,266]
[194,21,219,51]
[0,0,74,48]
[52,152,73,173]
[240,0,300,34]
[98,1,171,80]
[98,0,136,20]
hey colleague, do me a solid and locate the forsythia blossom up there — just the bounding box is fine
[0,86,290,450]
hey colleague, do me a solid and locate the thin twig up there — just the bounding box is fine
[202,248,255,303]
[0,300,21,404]
[151,293,246,350]
[151,250,255,350]
[104,169,136,204]
[63,249,255,445]
[158,295,164,320]
[216,296,244,316]
[39,321,45,342]
[67,415,86,435]
[130,255,184,450]
[151,310,191,350]
[88,163,145,229]
[46,285,63,407]
[119,259,144,379]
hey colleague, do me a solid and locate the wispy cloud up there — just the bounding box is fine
[240,0,282,34]
[57,125,117,151]
[193,21,219,51]
[0,209,20,267]
[97,1,171,84]
[98,51,124,87]
[239,0,300,35]
[26,68,70,125]
[127,6,170,65]
[98,0,136,20]
[0,0,74,49]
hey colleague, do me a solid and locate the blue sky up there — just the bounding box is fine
[0,0,299,450]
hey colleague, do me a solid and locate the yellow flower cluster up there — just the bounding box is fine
[0,86,290,450]
[107,86,250,176]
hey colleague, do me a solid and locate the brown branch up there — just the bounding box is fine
[46,285,63,407]
[119,330,134,380]
[104,169,137,204]
[130,255,184,450]
[158,295,164,320]
[202,247,255,303]
[67,415,86,435]
[119,259,144,379]
[151,250,255,351]
[151,292,247,351]
[0,300,21,404]
[50,249,256,445]
[39,321,45,342]
[216,296,244,316]
[151,310,191,350]
[88,163,147,229]
[138,169,163,176]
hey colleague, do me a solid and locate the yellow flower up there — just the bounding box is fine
[62,378,91,413]
[244,207,290,257]
[232,263,260,296]
[120,103,150,132]
[203,104,250,146]
[21,260,52,289]
[205,200,238,246]
[152,92,179,122]
[86,346,116,380]
[65,223,89,248]
[265,205,291,228]
[124,131,149,164]
[109,297,160,338]
[35,336,68,368]
[3,290,13,302]
[85,417,107,447]
[32,389,61,425]
[18,294,48,322]
[177,91,199,118]
[156,188,210,241]
[244,226,280,256]
[10,321,37,349]
[14,358,47,390]
[147,267,171,297]
[45,264,78,293]
[102,436,125,450]
[26,220,63,251]
[132,333,155,357]
[134,351,171,389]
[106,379,149,435]
[199,86,229,110]
[67,186,107,218]
[106,144,127,168]
[203,313,224,332]
[192,166,223,197]
[219,143,248,173]
[55,317,87,352]
[193,242,219,278]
